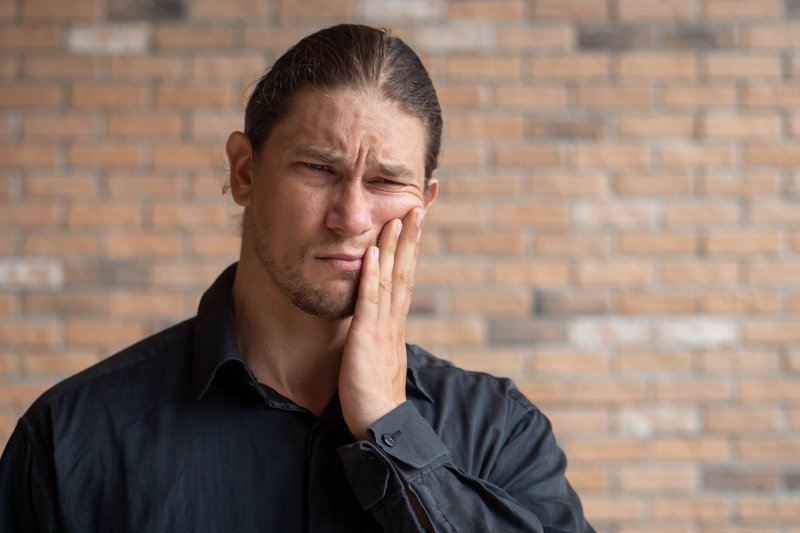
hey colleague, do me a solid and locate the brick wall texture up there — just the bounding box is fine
[2,0,800,530]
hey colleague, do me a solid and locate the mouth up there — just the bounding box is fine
[317,252,364,272]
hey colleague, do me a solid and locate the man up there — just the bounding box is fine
[0,24,594,532]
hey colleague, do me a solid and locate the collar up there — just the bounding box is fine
[192,262,434,404]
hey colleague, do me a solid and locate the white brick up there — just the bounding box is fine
[618,405,699,437]
[569,317,650,350]
[0,258,64,289]
[69,23,153,56]
[355,0,446,20]
[410,23,496,52]
[655,318,738,348]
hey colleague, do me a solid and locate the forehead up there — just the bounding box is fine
[266,88,428,178]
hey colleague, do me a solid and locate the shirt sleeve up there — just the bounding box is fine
[0,421,60,533]
[338,399,594,533]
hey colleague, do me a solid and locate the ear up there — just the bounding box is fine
[423,177,439,211]
[226,131,255,207]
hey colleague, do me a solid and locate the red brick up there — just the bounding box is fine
[105,232,182,258]
[619,293,695,314]
[242,27,315,49]
[662,86,737,109]
[445,348,525,376]
[618,53,697,80]
[545,407,609,433]
[531,55,609,80]
[531,0,608,20]
[703,292,781,314]
[620,233,697,256]
[655,380,732,401]
[662,262,739,284]
[22,352,99,375]
[279,0,353,19]
[450,290,529,317]
[578,87,653,109]
[446,56,521,80]
[745,321,800,345]
[747,145,800,167]
[69,144,141,167]
[701,173,781,196]
[746,25,800,48]
[24,234,98,255]
[22,112,95,139]
[439,144,485,168]
[704,407,781,433]
[0,85,63,108]
[106,172,184,197]
[418,201,486,229]
[0,144,58,167]
[22,56,100,79]
[737,497,800,521]
[415,260,486,286]
[437,86,483,109]
[651,499,727,522]
[706,232,781,256]
[406,318,484,346]
[156,85,232,109]
[494,145,565,167]
[534,234,610,256]
[497,25,574,50]
[0,26,62,49]
[660,145,733,168]
[703,113,781,139]
[71,85,146,110]
[665,204,740,226]
[574,202,656,229]
[448,115,524,140]
[0,383,51,408]
[152,143,219,168]
[747,262,800,285]
[491,262,570,286]
[0,203,63,226]
[65,320,143,347]
[108,57,185,80]
[704,0,781,20]
[492,203,570,227]
[447,232,524,255]
[0,321,61,346]
[618,115,694,138]
[151,204,232,228]
[744,85,800,108]
[530,174,607,197]
[190,0,272,20]
[737,440,800,463]
[619,0,693,20]
[191,233,240,257]
[650,438,729,461]
[706,55,782,79]
[617,351,692,372]
[107,114,183,138]
[448,0,524,20]
[155,26,235,49]
[67,204,142,228]
[615,174,694,196]
[21,0,101,19]
[581,496,642,522]
[578,261,652,286]
[576,144,649,169]
[108,291,186,318]
[530,350,609,375]
[191,55,265,81]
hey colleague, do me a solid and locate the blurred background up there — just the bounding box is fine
[2,0,799,530]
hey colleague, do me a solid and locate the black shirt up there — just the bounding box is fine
[0,264,594,533]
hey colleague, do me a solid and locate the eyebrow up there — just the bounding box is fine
[293,145,417,180]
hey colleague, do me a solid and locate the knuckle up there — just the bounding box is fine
[379,279,393,294]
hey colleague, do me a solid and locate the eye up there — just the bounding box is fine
[370,177,404,187]
[304,162,332,173]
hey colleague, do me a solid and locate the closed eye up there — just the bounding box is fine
[304,162,332,173]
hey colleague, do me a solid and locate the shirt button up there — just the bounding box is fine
[382,434,395,447]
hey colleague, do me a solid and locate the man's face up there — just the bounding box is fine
[237,88,437,319]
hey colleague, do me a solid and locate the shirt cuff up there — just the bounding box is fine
[338,401,451,510]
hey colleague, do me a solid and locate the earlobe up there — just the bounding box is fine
[226,131,255,207]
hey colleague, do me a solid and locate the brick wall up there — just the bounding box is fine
[2,0,799,530]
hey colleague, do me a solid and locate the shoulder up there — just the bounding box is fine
[23,318,196,426]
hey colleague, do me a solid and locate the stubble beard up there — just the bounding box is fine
[252,222,361,320]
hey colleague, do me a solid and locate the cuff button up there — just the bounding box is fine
[381,434,396,447]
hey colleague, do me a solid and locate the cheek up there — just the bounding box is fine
[370,193,425,227]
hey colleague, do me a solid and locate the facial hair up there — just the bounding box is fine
[251,215,365,320]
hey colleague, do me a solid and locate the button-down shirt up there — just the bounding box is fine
[0,264,594,532]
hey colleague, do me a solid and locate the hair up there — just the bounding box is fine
[244,24,442,184]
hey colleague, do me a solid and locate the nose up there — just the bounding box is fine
[324,179,372,237]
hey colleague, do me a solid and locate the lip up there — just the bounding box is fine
[317,252,365,272]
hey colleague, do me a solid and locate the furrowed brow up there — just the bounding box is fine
[294,146,341,164]
[375,162,416,180]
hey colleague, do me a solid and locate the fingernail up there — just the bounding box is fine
[415,210,425,228]
[395,222,403,237]
[416,229,422,243]
[372,246,379,260]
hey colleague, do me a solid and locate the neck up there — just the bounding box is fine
[231,260,351,415]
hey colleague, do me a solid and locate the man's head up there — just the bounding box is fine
[227,24,440,320]
[244,24,442,186]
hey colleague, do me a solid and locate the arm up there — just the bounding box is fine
[337,209,594,532]
[0,421,60,533]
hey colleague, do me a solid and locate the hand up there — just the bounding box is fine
[339,207,426,440]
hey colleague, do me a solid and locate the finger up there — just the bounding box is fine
[351,246,380,329]
[378,219,402,318]
[391,207,425,314]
